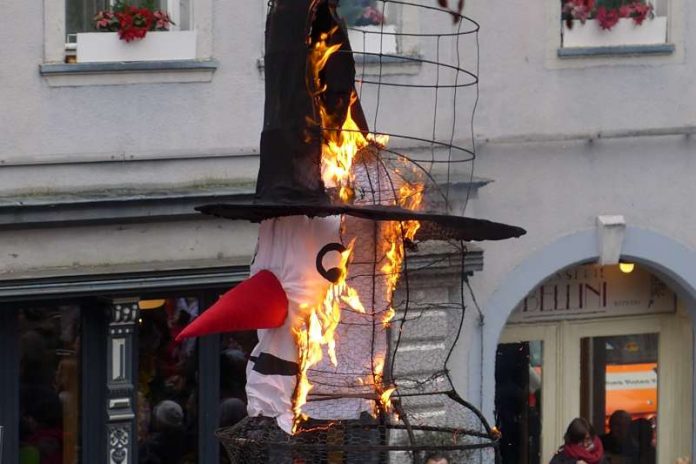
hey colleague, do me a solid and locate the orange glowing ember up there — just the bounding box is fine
[372,356,396,415]
[382,307,396,328]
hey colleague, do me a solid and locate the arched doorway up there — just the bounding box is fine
[495,262,692,463]
[481,227,696,464]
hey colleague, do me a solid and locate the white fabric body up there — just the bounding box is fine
[245,215,341,434]
[303,215,390,420]
[245,155,404,431]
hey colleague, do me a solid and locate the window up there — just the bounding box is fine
[19,306,81,464]
[42,0,215,83]
[0,268,249,463]
[66,0,191,36]
[64,0,196,63]
[337,0,397,54]
[560,0,669,50]
[581,333,658,464]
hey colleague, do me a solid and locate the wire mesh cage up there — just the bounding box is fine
[208,0,516,462]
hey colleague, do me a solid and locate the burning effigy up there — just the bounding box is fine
[177,0,525,462]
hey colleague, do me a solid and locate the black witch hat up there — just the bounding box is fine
[198,0,525,242]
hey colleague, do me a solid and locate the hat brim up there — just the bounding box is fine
[196,202,525,242]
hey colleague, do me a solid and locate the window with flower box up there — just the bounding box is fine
[560,0,669,50]
[64,0,195,63]
[41,0,215,86]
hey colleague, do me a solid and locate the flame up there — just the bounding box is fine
[292,24,429,431]
[382,307,396,328]
[398,183,424,241]
[309,29,343,96]
[370,356,396,416]
[291,240,366,432]
[341,287,366,313]
[309,27,389,203]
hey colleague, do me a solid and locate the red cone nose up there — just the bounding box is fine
[175,270,288,341]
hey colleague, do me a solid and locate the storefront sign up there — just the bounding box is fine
[509,265,675,322]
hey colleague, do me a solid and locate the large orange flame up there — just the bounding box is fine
[291,23,425,432]
[292,242,365,432]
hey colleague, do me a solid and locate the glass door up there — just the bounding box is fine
[562,313,692,464]
[580,333,658,464]
[497,324,559,464]
[498,311,692,464]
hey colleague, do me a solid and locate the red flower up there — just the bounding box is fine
[153,10,174,31]
[631,2,653,25]
[95,2,171,42]
[115,6,154,42]
[562,0,595,24]
[94,11,119,31]
[596,6,620,30]
[361,6,385,25]
[618,5,632,17]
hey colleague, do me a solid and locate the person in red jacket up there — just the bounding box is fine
[551,417,607,464]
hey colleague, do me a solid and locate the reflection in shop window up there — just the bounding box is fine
[495,341,543,464]
[219,332,257,422]
[137,297,199,464]
[581,333,658,464]
[19,306,81,464]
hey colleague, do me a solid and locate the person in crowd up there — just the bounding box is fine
[140,400,188,464]
[425,453,450,464]
[631,418,656,464]
[601,410,639,463]
[550,417,606,464]
[219,398,248,464]
[219,397,248,428]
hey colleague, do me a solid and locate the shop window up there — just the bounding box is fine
[495,341,543,464]
[19,306,81,464]
[560,0,668,49]
[581,333,658,464]
[137,297,199,464]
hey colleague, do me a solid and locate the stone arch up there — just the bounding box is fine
[475,226,696,435]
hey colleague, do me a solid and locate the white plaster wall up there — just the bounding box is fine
[0,0,265,178]
[448,134,696,385]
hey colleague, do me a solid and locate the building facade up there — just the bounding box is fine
[1,0,694,463]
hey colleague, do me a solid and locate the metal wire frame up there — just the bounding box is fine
[320,0,481,209]
[216,1,502,462]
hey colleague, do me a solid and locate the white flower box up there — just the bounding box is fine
[76,31,196,63]
[562,16,667,48]
[348,24,397,55]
